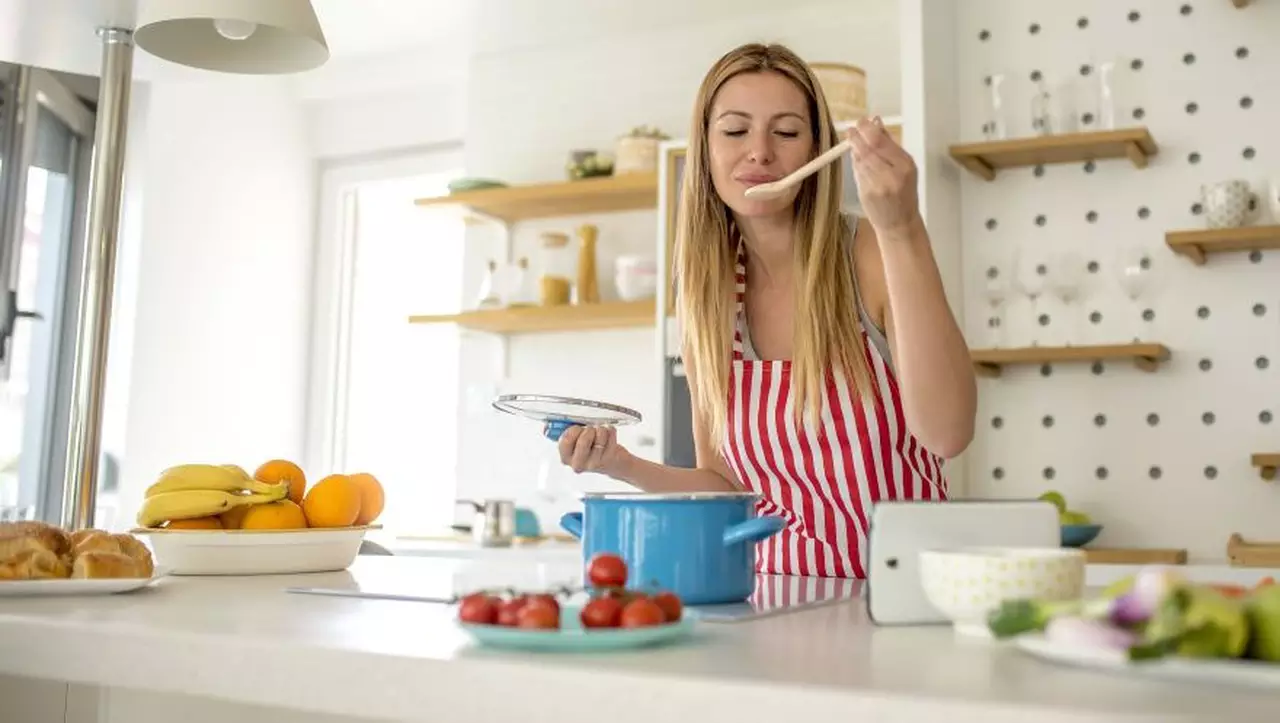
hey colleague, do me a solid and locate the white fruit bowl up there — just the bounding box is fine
[131,525,378,576]
[919,546,1085,637]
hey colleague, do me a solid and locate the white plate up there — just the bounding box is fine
[0,570,169,597]
[1015,634,1280,690]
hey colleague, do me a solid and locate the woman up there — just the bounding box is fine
[555,43,976,578]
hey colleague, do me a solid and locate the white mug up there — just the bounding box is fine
[1201,179,1258,229]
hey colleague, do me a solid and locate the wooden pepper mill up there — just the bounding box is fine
[575,223,600,304]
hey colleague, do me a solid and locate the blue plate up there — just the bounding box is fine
[1061,523,1102,547]
[459,605,697,652]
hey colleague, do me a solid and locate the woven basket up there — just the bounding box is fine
[810,62,868,123]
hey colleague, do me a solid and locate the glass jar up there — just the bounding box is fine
[537,232,574,306]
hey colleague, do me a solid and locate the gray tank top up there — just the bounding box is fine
[737,215,895,371]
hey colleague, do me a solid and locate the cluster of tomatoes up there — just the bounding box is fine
[455,552,683,631]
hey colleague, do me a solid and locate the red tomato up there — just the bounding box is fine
[516,602,560,630]
[496,595,527,626]
[619,598,666,628]
[579,596,624,628]
[524,593,560,615]
[586,553,628,588]
[457,593,500,625]
[651,591,683,622]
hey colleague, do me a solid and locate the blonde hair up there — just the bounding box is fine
[674,42,876,450]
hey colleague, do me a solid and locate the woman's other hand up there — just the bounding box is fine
[553,424,632,478]
[847,116,922,237]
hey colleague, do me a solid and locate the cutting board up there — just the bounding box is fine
[1082,547,1188,565]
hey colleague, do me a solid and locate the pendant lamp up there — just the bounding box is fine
[133,0,329,74]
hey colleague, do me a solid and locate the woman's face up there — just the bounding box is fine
[707,70,815,218]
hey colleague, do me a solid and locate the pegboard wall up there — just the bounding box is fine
[954,0,1279,561]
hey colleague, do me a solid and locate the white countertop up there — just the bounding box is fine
[0,556,1277,723]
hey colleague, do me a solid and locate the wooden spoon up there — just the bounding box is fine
[743,138,852,200]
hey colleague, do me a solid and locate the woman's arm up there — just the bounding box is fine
[556,344,742,492]
[848,119,977,458]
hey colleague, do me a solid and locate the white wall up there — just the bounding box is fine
[115,75,314,528]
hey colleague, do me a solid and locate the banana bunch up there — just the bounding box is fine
[137,463,289,528]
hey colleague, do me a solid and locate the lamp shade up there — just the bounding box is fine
[134,0,329,74]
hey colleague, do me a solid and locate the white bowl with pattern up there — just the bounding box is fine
[919,546,1086,636]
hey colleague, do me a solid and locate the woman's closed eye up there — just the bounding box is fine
[720,129,800,139]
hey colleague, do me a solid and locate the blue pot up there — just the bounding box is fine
[559,492,785,605]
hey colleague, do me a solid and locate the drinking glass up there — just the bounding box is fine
[1115,244,1154,342]
[1013,243,1051,346]
[974,248,1012,347]
[1048,251,1086,345]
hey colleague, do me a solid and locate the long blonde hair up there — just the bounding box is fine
[674,42,876,450]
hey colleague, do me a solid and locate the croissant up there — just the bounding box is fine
[73,531,122,557]
[71,551,143,579]
[0,522,155,581]
[0,537,69,580]
[0,521,72,558]
[69,528,108,548]
[111,534,155,577]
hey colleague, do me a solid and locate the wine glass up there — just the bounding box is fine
[1115,244,1153,342]
[1014,243,1051,346]
[1048,251,1086,345]
[974,247,1012,347]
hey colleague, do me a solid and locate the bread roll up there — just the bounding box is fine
[0,547,69,580]
[0,521,72,558]
[111,534,155,577]
[69,528,108,547]
[71,551,142,579]
[73,531,122,557]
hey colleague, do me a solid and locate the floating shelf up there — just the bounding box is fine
[1227,533,1280,568]
[408,299,655,334]
[1165,224,1280,265]
[949,127,1158,181]
[1233,0,1251,8]
[970,343,1171,377]
[1252,453,1280,482]
[1082,548,1188,565]
[413,173,658,225]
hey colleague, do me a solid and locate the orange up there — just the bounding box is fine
[302,474,361,528]
[240,500,308,530]
[348,472,385,525]
[220,505,249,529]
[254,459,306,505]
[165,516,222,530]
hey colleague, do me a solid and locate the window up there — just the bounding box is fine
[312,149,464,535]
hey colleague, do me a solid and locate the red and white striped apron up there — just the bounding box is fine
[721,239,949,579]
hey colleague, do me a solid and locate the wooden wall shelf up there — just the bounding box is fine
[1227,533,1280,567]
[970,343,1171,377]
[1165,225,1280,265]
[1082,548,1187,565]
[408,299,655,334]
[1252,453,1279,481]
[414,173,658,224]
[948,127,1158,181]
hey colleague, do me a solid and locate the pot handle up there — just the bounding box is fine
[544,418,581,442]
[559,512,584,539]
[722,516,785,547]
